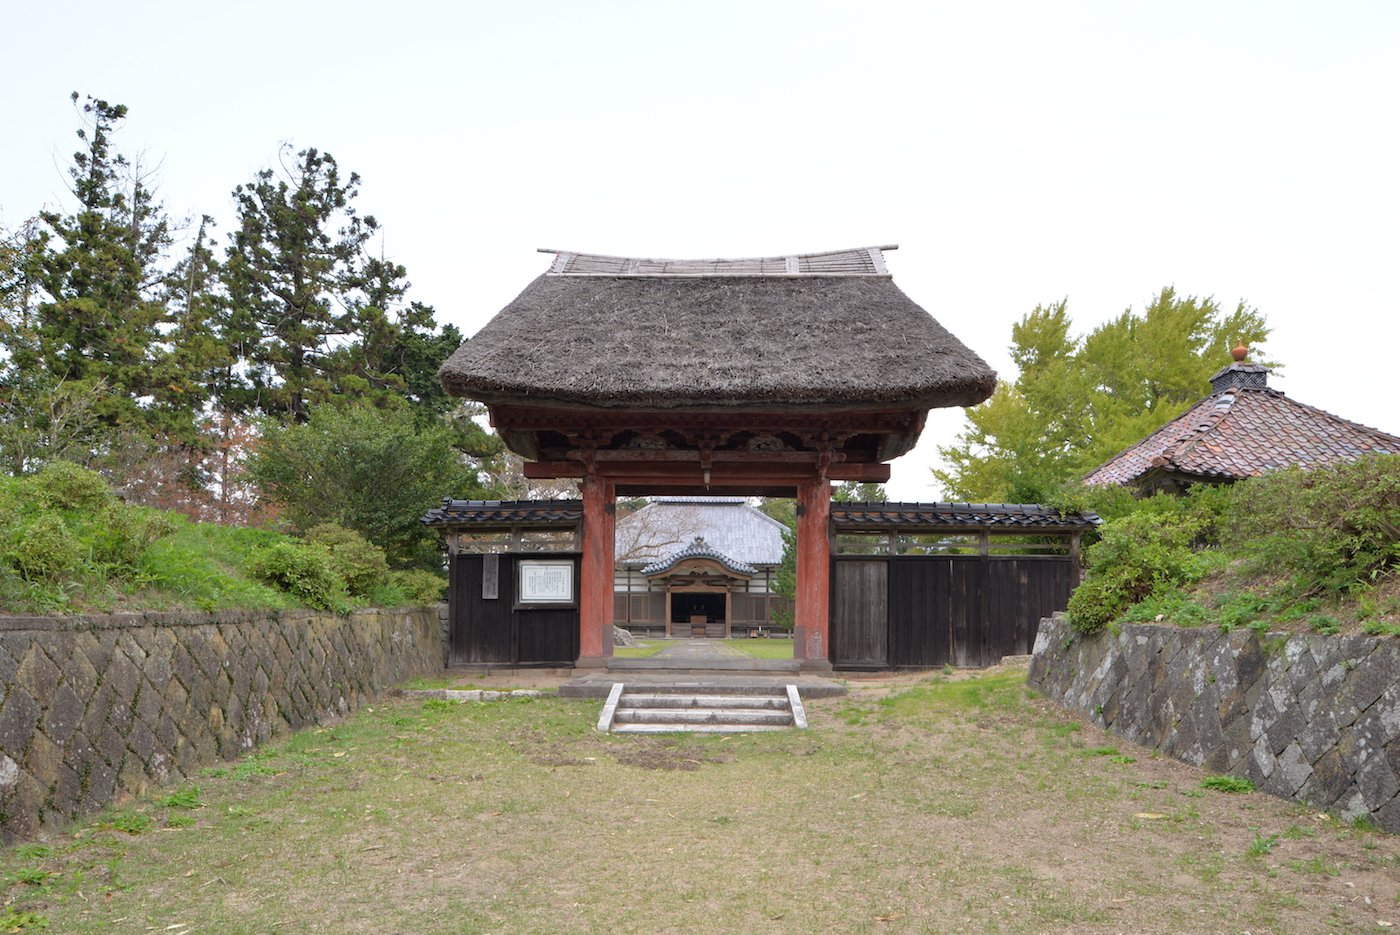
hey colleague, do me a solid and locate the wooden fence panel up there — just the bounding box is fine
[832,560,888,666]
[843,554,1073,669]
[887,556,949,668]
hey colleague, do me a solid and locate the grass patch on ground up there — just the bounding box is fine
[612,640,667,658]
[728,636,795,659]
[3,672,1395,934]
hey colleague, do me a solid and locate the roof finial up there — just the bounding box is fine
[1231,342,1248,362]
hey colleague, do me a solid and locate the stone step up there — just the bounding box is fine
[597,683,808,733]
[611,723,793,734]
[619,693,790,709]
[614,707,793,726]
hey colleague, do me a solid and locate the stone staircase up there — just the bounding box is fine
[595,683,808,733]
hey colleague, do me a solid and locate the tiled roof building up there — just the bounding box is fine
[615,497,785,568]
[1083,348,1400,494]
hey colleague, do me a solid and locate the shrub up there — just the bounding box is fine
[387,569,447,605]
[252,541,349,613]
[1226,455,1400,596]
[303,524,390,596]
[11,514,86,581]
[90,503,179,574]
[1067,507,1212,633]
[29,460,113,510]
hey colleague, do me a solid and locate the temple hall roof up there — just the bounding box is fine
[1082,386,1400,488]
[640,537,758,578]
[615,497,786,567]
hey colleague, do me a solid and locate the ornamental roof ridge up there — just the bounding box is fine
[640,536,758,577]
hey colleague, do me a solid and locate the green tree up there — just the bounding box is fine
[0,218,42,340]
[934,288,1271,502]
[323,252,467,417]
[833,481,889,502]
[246,402,495,569]
[220,146,377,421]
[158,214,229,418]
[29,95,182,435]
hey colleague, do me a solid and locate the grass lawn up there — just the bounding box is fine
[729,636,795,659]
[3,669,1396,934]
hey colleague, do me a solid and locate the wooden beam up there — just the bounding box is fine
[566,449,856,464]
[523,460,890,484]
[490,404,922,432]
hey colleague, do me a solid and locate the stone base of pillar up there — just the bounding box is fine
[792,625,807,660]
[799,658,835,674]
[574,656,609,670]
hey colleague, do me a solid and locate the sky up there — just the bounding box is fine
[3,1,1396,500]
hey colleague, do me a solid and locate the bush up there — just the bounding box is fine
[29,460,113,510]
[11,514,86,580]
[1067,505,1213,634]
[90,504,179,574]
[387,569,447,605]
[252,541,349,613]
[303,524,390,596]
[1226,455,1400,596]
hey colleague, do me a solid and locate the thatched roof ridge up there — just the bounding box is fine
[541,245,897,277]
[439,270,996,412]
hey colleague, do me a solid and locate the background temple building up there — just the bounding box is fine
[612,497,790,639]
[1083,346,1400,495]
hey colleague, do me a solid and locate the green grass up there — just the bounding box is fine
[727,636,795,659]
[612,639,668,658]
[1202,775,1257,794]
[1,670,1392,935]
[0,465,443,615]
[137,516,293,612]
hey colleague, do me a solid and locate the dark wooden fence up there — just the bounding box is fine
[449,554,579,666]
[831,555,1073,668]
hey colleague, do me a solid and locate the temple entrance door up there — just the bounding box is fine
[669,591,727,639]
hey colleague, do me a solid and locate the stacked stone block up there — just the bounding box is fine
[1029,614,1400,831]
[0,608,442,841]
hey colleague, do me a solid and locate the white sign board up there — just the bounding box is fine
[518,559,574,604]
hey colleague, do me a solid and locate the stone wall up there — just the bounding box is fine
[1029,614,1400,832]
[0,607,444,841]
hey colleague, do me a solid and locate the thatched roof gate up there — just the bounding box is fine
[437,246,995,670]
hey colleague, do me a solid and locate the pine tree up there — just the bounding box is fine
[31,95,179,433]
[220,146,377,421]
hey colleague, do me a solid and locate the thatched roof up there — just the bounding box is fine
[438,247,996,413]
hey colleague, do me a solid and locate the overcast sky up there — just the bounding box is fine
[4,1,1396,500]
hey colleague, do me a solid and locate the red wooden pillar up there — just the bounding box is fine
[795,479,833,672]
[577,473,615,668]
